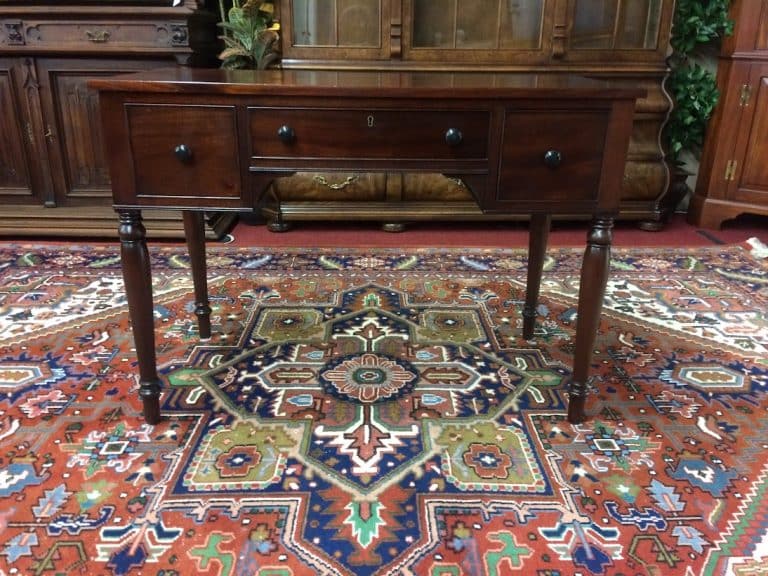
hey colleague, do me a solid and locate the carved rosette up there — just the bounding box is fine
[2,20,25,46]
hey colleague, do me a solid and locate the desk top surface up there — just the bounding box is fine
[89,68,644,100]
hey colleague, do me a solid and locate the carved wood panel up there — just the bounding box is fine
[36,58,163,206]
[0,60,34,198]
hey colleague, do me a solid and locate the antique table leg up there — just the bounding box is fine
[118,209,162,424]
[523,213,552,340]
[182,211,211,339]
[568,217,613,424]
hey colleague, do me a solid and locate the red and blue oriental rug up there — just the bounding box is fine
[0,241,766,575]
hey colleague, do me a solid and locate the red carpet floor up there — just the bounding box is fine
[1,242,767,575]
[226,212,768,249]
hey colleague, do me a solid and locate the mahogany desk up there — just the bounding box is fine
[90,68,641,425]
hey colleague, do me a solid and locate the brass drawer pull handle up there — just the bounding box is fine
[174,144,193,164]
[312,175,359,190]
[543,149,562,168]
[86,29,111,43]
[445,128,463,146]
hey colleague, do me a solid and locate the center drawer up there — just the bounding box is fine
[248,108,489,160]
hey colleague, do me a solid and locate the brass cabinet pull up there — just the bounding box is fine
[312,175,359,190]
[85,29,111,43]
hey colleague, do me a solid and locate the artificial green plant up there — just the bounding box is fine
[664,0,733,161]
[217,0,280,70]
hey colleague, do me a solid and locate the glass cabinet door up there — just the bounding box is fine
[405,0,550,63]
[280,0,673,65]
[282,0,391,60]
[569,0,664,51]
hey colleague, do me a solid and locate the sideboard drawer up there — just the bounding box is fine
[497,110,609,205]
[126,104,241,203]
[2,19,189,50]
[249,108,490,161]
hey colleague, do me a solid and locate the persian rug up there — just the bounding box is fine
[0,240,767,576]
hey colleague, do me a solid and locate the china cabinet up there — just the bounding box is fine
[261,0,675,231]
[688,0,768,229]
[0,0,232,238]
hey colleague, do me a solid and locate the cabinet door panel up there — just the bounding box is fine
[35,58,163,207]
[406,0,548,61]
[570,0,662,49]
[412,0,544,50]
[758,3,768,50]
[733,65,768,204]
[283,0,389,59]
[566,0,673,62]
[0,60,35,201]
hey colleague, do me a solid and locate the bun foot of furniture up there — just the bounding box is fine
[637,218,665,232]
[381,223,406,232]
[267,219,292,232]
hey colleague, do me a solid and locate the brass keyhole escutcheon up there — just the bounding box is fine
[367,115,375,128]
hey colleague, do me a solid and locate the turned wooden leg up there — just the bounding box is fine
[523,213,551,340]
[182,211,211,339]
[568,217,613,424]
[118,210,162,424]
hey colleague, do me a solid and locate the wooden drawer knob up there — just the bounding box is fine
[277,125,295,143]
[445,128,463,146]
[543,149,562,168]
[174,144,193,164]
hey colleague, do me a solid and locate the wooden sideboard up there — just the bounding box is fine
[0,0,233,238]
[258,0,675,231]
[688,0,768,229]
[89,67,641,425]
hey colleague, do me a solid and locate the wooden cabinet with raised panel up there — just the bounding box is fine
[0,1,232,238]
[689,0,768,229]
[263,0,675,231]
[0,58,39,204]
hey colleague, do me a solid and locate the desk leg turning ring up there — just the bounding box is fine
[118,209,162,424]
[182,211,211,339]
[568,216,613,424]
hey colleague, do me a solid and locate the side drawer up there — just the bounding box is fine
[496,110,609,205]
[249,108,490,161]
[126,104,241,202]
[2,19,190,50]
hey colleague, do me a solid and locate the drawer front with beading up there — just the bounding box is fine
[125,104,241,204]
[248,108,490,162]
[493,109,609,206]
[1,19,189,50]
